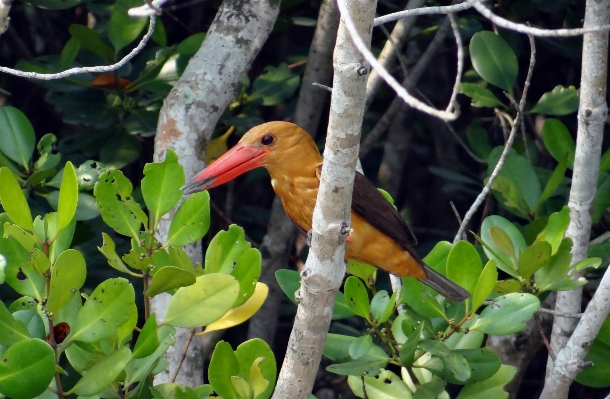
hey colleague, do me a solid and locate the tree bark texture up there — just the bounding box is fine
[545,0,610,391]
[271,0,377,397]
[246,0,339,346]
[152,0,280,385]
[0,0,12,36]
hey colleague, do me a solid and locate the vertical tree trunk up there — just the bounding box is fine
[152,0,280,385]
[544,0,610,395]
[271,0,377,397]
[246,0,339,346]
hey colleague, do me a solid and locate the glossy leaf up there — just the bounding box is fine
[208,341,239,399]
[205,224,251,274]
[98,232,134,275]
[124,325,175,385]
[164,274,239,328]
[480,216,525,277]
[344,276,370,320]
[146,266,196,297]
[600,147,610,172]
[108,0,148,51]
[0,168,33,231]
[447,240,482,296]
[349,335,373,360]
[470,293,540,335]
[347,369,412,398]
[370,290,391,322]
[530,85,579,115]
[400,277,446,319]
[69,278,135,343]
[132,313,160,359]
[68,25,114,62]
[469,31,518,93]
[323,333,389,365]
[3,223,38,252]
[94,170,144,240]
[47,249,87,315]
[235,339,276,399]
[472,260,498,311]
[455,365,516,399]
[56,161,78,232]
[167,191,211,246]
[539,152,568,205]
[69,346,131,396]
[0,301,30,346]
[534,206,570,254]
[205,282,268,333]
[232,248,262,307]
[494,279,522,295]
[576,338,610,387]
[534,238,573,291]
[423,240,453,276]
[141,149,185,229]
[593,172,610,223]
[459,83,504,107]
[176,32,207,54]
[60,37,80,69]
[326,358,388,376]
[519,241,551,282]
[0,339,55,399]
[467,122,493,160]
[541,119,575,169]
[0,107,35,169]
[346,260,377,289]
[489,226,515,258]
[399,322,424,367]
[413,379,447,399]
[250,63,300,106]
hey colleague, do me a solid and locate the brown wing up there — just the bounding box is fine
[351,170,419,249]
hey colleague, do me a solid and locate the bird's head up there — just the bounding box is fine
[181,121,320,194]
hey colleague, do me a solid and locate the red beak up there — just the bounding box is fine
[181,144,270,194]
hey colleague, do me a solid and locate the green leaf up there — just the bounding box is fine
[346,260,377,288]
[467,122,493,160]
[488,147,541,214]
[235,339,276,399]
[442,352,471,382]
[0,339,55,399]
[164,274,239,328]
[205,225,252,274]
[132,313,160,359]
[455,348,502,384]
[69,346,131,396]
[347,369,412,398]
[69,278,135,343]
[1,231,45,300]
[370,290,392,322]
[326,359,388,376]
[541,119,575,169]
[469,31,518,93]
[470,293,540,335]
[593,172,610,223]
[0,107,35,169]
[141,149,185,229]
[23,0,80,9]
[455,364,516,399]
[447,241,483,296]
[518,241,551,282]
[530,85,579,115]
[98,232,134,275]
[600,147,610,172]
[534,237,573,291]
[167,191,211,246]
[47,249,87,316]
[480,216,526,277]
[57,161,78,232]
[230,247,261,307]
[538,152,568,205]
[423,241,453,276]
[176,32,207,55]
[146,266,196,297]
[414,379,447,399]
[399,322,424,367]
[573,257,602,272]
[534,206,570,254]
[489,226,515,258]
[349,335,373,360]
[152,18,167,47]
[323,333,389,365]
[400,277,446,319]
[208,341,240,399]
[494,279,522,294]
[3,223,38,252]
[124,325,175,386]
[472,260,498,311]
[94,170,144,240]
[68,25,114,62]
[344,276,370,320]
[60,37,80,69]
[108,0,148,51]
[459,83,504,107]
[250,63,301,106]
[0,168,33,231]
[576,339,610,388]
[0,301,30,346]
[13,310,44,339]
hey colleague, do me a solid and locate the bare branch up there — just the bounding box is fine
[0,0,12,36]
[468,0,610,37]
[129,0,168,17]
[373,2,472,27]
[453,34,536,243]
[0,17,155,79]
[446,13,463,114]
[337,0,458,121]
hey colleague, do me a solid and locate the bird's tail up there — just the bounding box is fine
[418,264,471,302]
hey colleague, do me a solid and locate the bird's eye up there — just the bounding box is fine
[261,134,274,145]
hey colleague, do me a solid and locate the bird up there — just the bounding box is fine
[182,121,470,302]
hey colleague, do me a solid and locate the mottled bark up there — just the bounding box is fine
[543,0,610,395]
[271,0,377,397]
[152,0,280,385]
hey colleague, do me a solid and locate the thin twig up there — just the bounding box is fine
[445,13,463,114]
[377,24,409,79]
[468,0,610,37]
[170,328,197,383]
[0,17,155,80]
[453,34,536,243]
[373,2,473,26]
[337,0,458,121]
[535,314,556,362]
[312,82,332,92]
[450,201,463,225]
